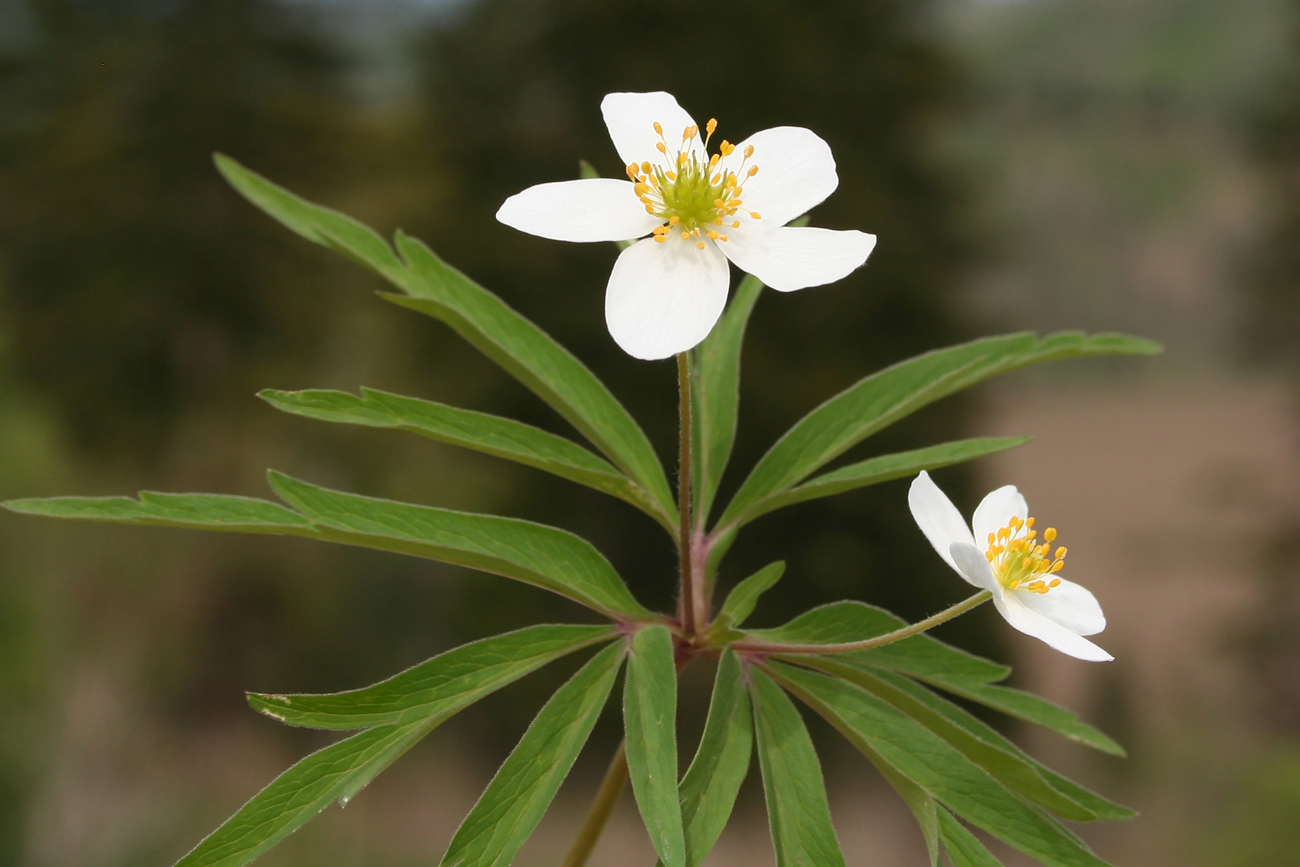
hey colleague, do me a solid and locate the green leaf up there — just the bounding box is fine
[247,624,616,730]
[719,331,1161,528]
[712,561,786,635]
[735,437,1032,527]
[805,662,1107,821]
[847,729,942,867]
[745,600,1011,685]
[267,471,651,619]
[691,273,762,525]
[260,388,667,526]
[214,154,404,281]
[674,649,753,867]
[216,155,675,531]
[624,625,685,867]
[931,680,1126,758]
[3,491,312,535]
[386,231,676,526]
[175,718,439,867]
[440,642,625,867]
[770,663,1116,867]
[750,670,848,867]
[939,808,1005,867]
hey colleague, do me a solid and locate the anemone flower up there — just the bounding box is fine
[496,91,877,360]
[908,471,1111,661]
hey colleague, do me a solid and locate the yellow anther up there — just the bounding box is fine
[707,230,721,239]
[1050,561,1065,573]
[642,161,652,173]
[714,198,726,208]
[1008,578,1020,589]
[998,527,1010,541]
[653,121,663,135]
[645,205,655,214]
[1044,527,1057,543]
[985,550,995,562]
[743,144,754,158]
[1055,547,1067,559]
[731,220,740,228]
[681,231,690,239]
[653,234,667,243]
[720,235,729,241]
[706,118,717,135]
[669,215,680,225]
[697,241,706,249]
[747,165,759,177]
[1050,578,1061,588]
[1022,557,1032,568]
[711,173,722,184]
[709,154,720,168]
[749,211,762,219]
[634,183,649,196]
[1009,516,1022,529]
[720,141,734,156]
[665,171,676,180]
[1026,517,1036,528]
[714,217,724,225]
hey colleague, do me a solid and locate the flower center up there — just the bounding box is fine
[624,118,763,250]
[984,516,1068,594]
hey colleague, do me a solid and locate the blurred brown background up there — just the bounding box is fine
[0,0,1296,864]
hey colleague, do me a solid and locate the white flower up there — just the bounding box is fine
[907,471,1111,661]
[496,91,877,360]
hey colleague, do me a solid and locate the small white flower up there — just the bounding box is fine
[907,471,1111,661]
[496,91,877,360]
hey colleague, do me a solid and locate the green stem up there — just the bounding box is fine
[559,741,630,867]
[677,352,698,638]
[733,590,991,656]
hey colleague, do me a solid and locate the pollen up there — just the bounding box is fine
[627,117,757,245]
[985,515,1069,594]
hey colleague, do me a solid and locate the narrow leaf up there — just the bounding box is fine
[175,718,437,867]
[771,663,1116,867]
[268,471,650,618]
[624,625,685,867]
[386,231,676,524]
[750,670,848,867]
[260,388,669,529]
[216,155,675,529]
[806,662,1105,821]
[939,808,1005,867]
[674,649,753,867]
[931,680,1126,758]
[691,273,762,525]
[3,492,312,535]
[720,331,1161,528]
[848,730,942,867]
[440,642,625,867]
[737,437,1032,527]
[214,154,403,280]
[248,624,616,729]
[714,561,786,634]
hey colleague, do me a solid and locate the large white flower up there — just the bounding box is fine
[496,91,877,360]
[907,471,1111,662]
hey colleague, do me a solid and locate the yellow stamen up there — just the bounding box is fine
[653,121,663,135]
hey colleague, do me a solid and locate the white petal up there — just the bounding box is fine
[719,226,876,293]
[1016,578,1107,636]
[601,92,702,170]
[971,485,1029,547]
[908,471,976,575]
[949,541,1000,591]
[496,179,662,243]
[719,126,838,226]
[995,592,1113,661]
[605,236,729,360]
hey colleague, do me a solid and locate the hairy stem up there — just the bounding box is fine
[677,352,698,638]
[560,741,630,867]
[733,590,992,655]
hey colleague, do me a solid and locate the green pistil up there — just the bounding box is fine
[655,162,728,231]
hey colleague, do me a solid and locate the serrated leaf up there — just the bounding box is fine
[719,331,1161,528]
[216,155,675,531]
[260,387,668,528]
[691,273,762,526]
[672,649,753,867]
[745,600,1011,685]
[805,662,1105,821]
[386,231,676,526]
[735,437,1032,527]
[267,471,650,619]
[713,561,786,634]
[248,624,616,729]
[770,663,1116,867]
[939,808,1005,867]
[750,670,848,867]
[175,717,438,867]
[214,154,404,280]
[3,492,312,535]
[624,625,684,867]
[440,642,624,867]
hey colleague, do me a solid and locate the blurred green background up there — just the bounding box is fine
[0,0,1297,864]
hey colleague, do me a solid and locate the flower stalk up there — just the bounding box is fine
[733,590,991,656]
[559,742,630,867]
